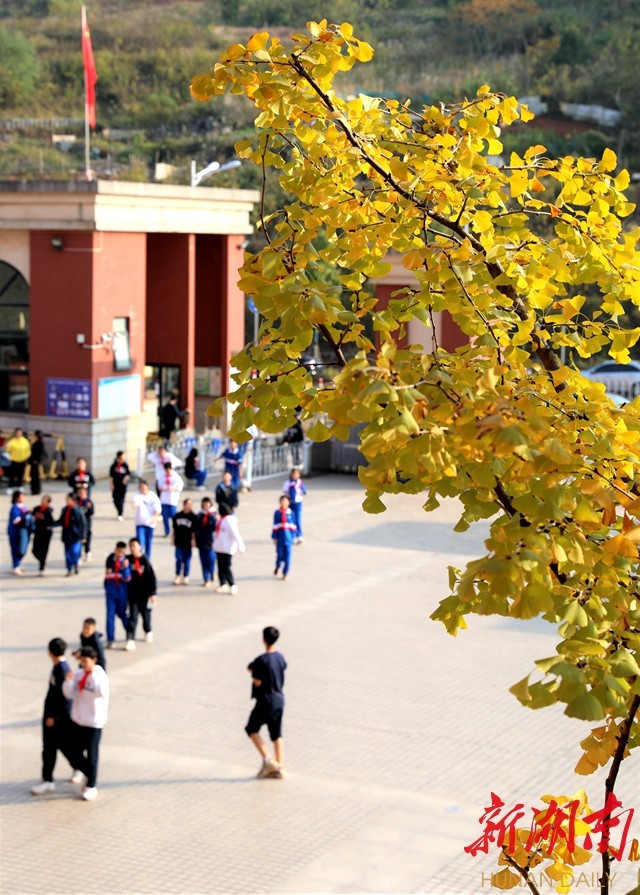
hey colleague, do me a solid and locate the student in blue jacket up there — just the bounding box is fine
[282,468,307,544]
[272,495,297,580]
[55,493,86,577]
[218,440,243,490]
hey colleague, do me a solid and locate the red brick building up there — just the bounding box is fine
[0,180,257,474]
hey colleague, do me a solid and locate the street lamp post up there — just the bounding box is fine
[190,159,242,187]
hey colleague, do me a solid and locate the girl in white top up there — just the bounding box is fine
[159,464,184,536]
[213,503,245,594]
[62,647,109,801]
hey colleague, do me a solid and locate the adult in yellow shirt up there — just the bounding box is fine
[5,427,31,491]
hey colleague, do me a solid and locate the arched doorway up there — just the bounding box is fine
[0,261,29,412]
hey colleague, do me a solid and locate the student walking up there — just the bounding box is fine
[172,497,196,585]
[32,495,54,575]
[215,471,239,514]
[31,638,79,796]
[159,394,184,442]
[218,440,243,490]
[213,503,245,594]
[109,451,130,520]
[55,493,86,576]
[104,542,131,648]
[29,430,47,496]
[160,462,184,536]
[131,480,161,557]
[195,497,216,587]
[7,489,32,575]
[63,647,109,801]
[147,445,182,492]
[72,618,107,671]
[245,626,287,779]
[68,458,95,495]
[272,495,297,580]
[283,468,307,543]
[125,538,157,649]
[75,485,94,564]
[4,427,31,491]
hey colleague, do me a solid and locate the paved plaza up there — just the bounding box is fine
[1,474,637,895]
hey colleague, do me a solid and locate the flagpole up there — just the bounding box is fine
[82,5,91,180]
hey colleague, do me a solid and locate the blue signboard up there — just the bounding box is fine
[46,378,93,419]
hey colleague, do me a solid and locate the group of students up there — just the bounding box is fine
[31,621,288,801]
[7,457,97,576]
[2,427,47,495]
[31,621,108,802]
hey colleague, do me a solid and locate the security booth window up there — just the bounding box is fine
[112,317,133,372]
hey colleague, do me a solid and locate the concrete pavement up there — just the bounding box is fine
[1,474,637,894]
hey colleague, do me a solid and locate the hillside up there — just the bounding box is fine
[1,0,639,185]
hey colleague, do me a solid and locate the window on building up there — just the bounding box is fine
[0,261,29,412]
[112,316,133,371]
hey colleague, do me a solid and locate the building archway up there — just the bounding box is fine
[0,260,29,412]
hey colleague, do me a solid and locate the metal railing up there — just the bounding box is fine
[137,430,223,480]
[245,439,309,487]
[330,424,367,473]
[137,430,309,489]
[586,375,640,401]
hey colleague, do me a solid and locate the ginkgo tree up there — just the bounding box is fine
[192,21,640,894]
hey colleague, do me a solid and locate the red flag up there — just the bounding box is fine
[81,7,98,129]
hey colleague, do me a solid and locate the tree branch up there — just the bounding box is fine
[287,54,564,386]
[318,323,347,366]
[499,848,542,895]
[600,694,640,895]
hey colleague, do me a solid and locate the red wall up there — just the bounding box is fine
[440,310,468,352]
[194,234,246,393]
[146,233,195,414]
[220,235,246,392]
[29,231,147,417]
[375,284,468,353]
[91,232,147,409]
[195,234,223,367]
[29,231,94,415]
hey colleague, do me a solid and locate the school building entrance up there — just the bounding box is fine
[0,180,258,475]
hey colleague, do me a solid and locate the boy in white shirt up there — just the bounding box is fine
[131,479,161,557]
[147,445,182,491]
[63,647,109,801]
[159,462,184,536]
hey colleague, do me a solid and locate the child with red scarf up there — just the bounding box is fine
[68,457,95,494]
[109,450,130,520]
[7,489,31,574]
[272,495,297,580]
[32,494,54,575]
[75,484,94,564]
[54,493,86,576]
[195,496,217,587]
[125,538,157,650]
[63,646,109,801]
[103,541,131,648]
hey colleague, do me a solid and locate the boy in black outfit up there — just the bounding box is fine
[75,484,94,563]
[172,497,197,585]
[31,638,80,795]
[246,626,287,779]
[125,537,157,649]
[72,618,107,671]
